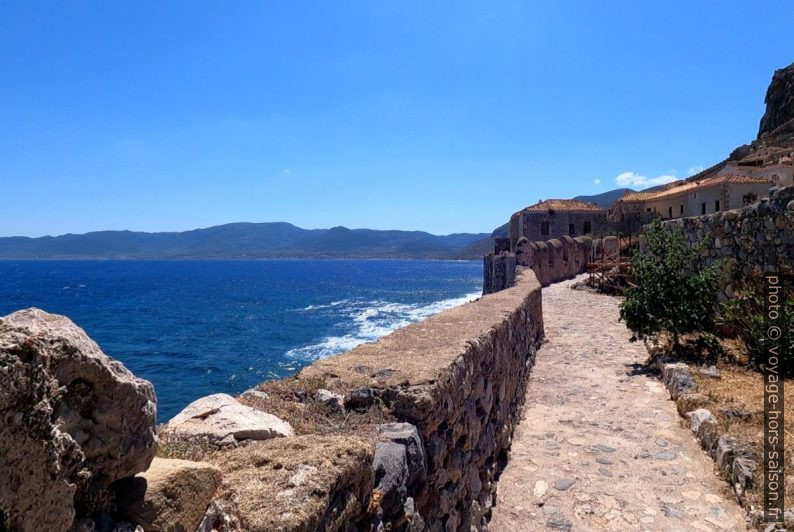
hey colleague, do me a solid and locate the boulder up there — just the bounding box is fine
[714,435,738,470]
[113,457,222,532]
[661,363,697,399]
[240,388,269,401]
[377,422,426,488]
[732,457,756,491]
[687,409,716,434]
[0,308,157,531]
[163,393,293,443]
[372,442,409,517]
[316,388,345,411]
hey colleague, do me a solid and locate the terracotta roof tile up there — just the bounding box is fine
[517,199,604,215]
[617,175,769,203]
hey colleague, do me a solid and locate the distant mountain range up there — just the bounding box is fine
[573,188,633,208]
[0,188,635,260]
[0,223,490,260]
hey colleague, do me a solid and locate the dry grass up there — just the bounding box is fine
[689,363,793,515]
[155,374,395,462]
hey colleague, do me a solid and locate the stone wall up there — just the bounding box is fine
[484,234,609,291]
[147,268,545,531]
[660,186,794,285]
[482,252,516,294]
[300,269,544,530]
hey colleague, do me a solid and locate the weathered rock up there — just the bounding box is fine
[0,308,157,531]
[663,363,697,399]
[195,500,243,532]
[732,457,756,491]
[372,441,409,516]
[113,457,222,532]
[240,389,269,401]
[759,62,794,138]
[316,388,344,411]
[687,409,715,434]
[163,393,293,443]
[714,435,738,470]
[553,478,576,491]
[344,387,377,411]
[377,422,427,488]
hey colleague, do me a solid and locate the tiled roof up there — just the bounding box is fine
[618,175,770,203]
[618,191,659,202]
[517,199,604,215]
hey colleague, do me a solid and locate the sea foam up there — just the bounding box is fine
[286,291,481,361]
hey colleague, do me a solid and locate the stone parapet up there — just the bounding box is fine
[166,268,546,531]
[491,234,596,288]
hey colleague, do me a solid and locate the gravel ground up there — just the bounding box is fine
[489,275,747,532]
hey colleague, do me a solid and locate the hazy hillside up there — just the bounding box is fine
[573,188,633,208]
[0,223,488,260]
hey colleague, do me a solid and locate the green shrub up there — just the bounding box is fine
[719,277,793,377]
[619,219,722,353]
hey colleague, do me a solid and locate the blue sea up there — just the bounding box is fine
[0,260,481,421]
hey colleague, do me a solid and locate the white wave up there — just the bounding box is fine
[286,290,481,361]
[295,299,350,312]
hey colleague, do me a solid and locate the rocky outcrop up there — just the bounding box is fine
[0,308,157,531]
[162,393,293,444]
[113,457,222,531]
[759,62,794,138]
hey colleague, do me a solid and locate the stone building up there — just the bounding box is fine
[608,174,772,222]
[509,199,607,250]
[723,147,794,187]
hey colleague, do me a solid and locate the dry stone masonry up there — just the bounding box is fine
[295,268,545,530]
[660,185,793,297]
[483,233,611,294]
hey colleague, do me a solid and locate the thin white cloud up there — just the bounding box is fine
[594,178,601,185]
[282,169,291,175]
[615,171,678,188]
[687,165,704,176]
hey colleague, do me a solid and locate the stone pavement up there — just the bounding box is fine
[489,276,747,531]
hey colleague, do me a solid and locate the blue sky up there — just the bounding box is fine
[1,2,793,237]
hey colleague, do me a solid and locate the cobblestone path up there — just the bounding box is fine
[489,276,747,531]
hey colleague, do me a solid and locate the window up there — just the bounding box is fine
[540,221,549,236]
[701,202,706,215]
[568,224,575,236]
[583,221,591,234]
[668,206,673,219]
[680,204,684,215]
[743,193,757,205]
[715,200,720,212]
[646,208,651,212]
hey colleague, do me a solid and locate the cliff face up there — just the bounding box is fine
[758,62,794,138]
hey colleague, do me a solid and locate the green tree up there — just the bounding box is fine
[620,219,721,353]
